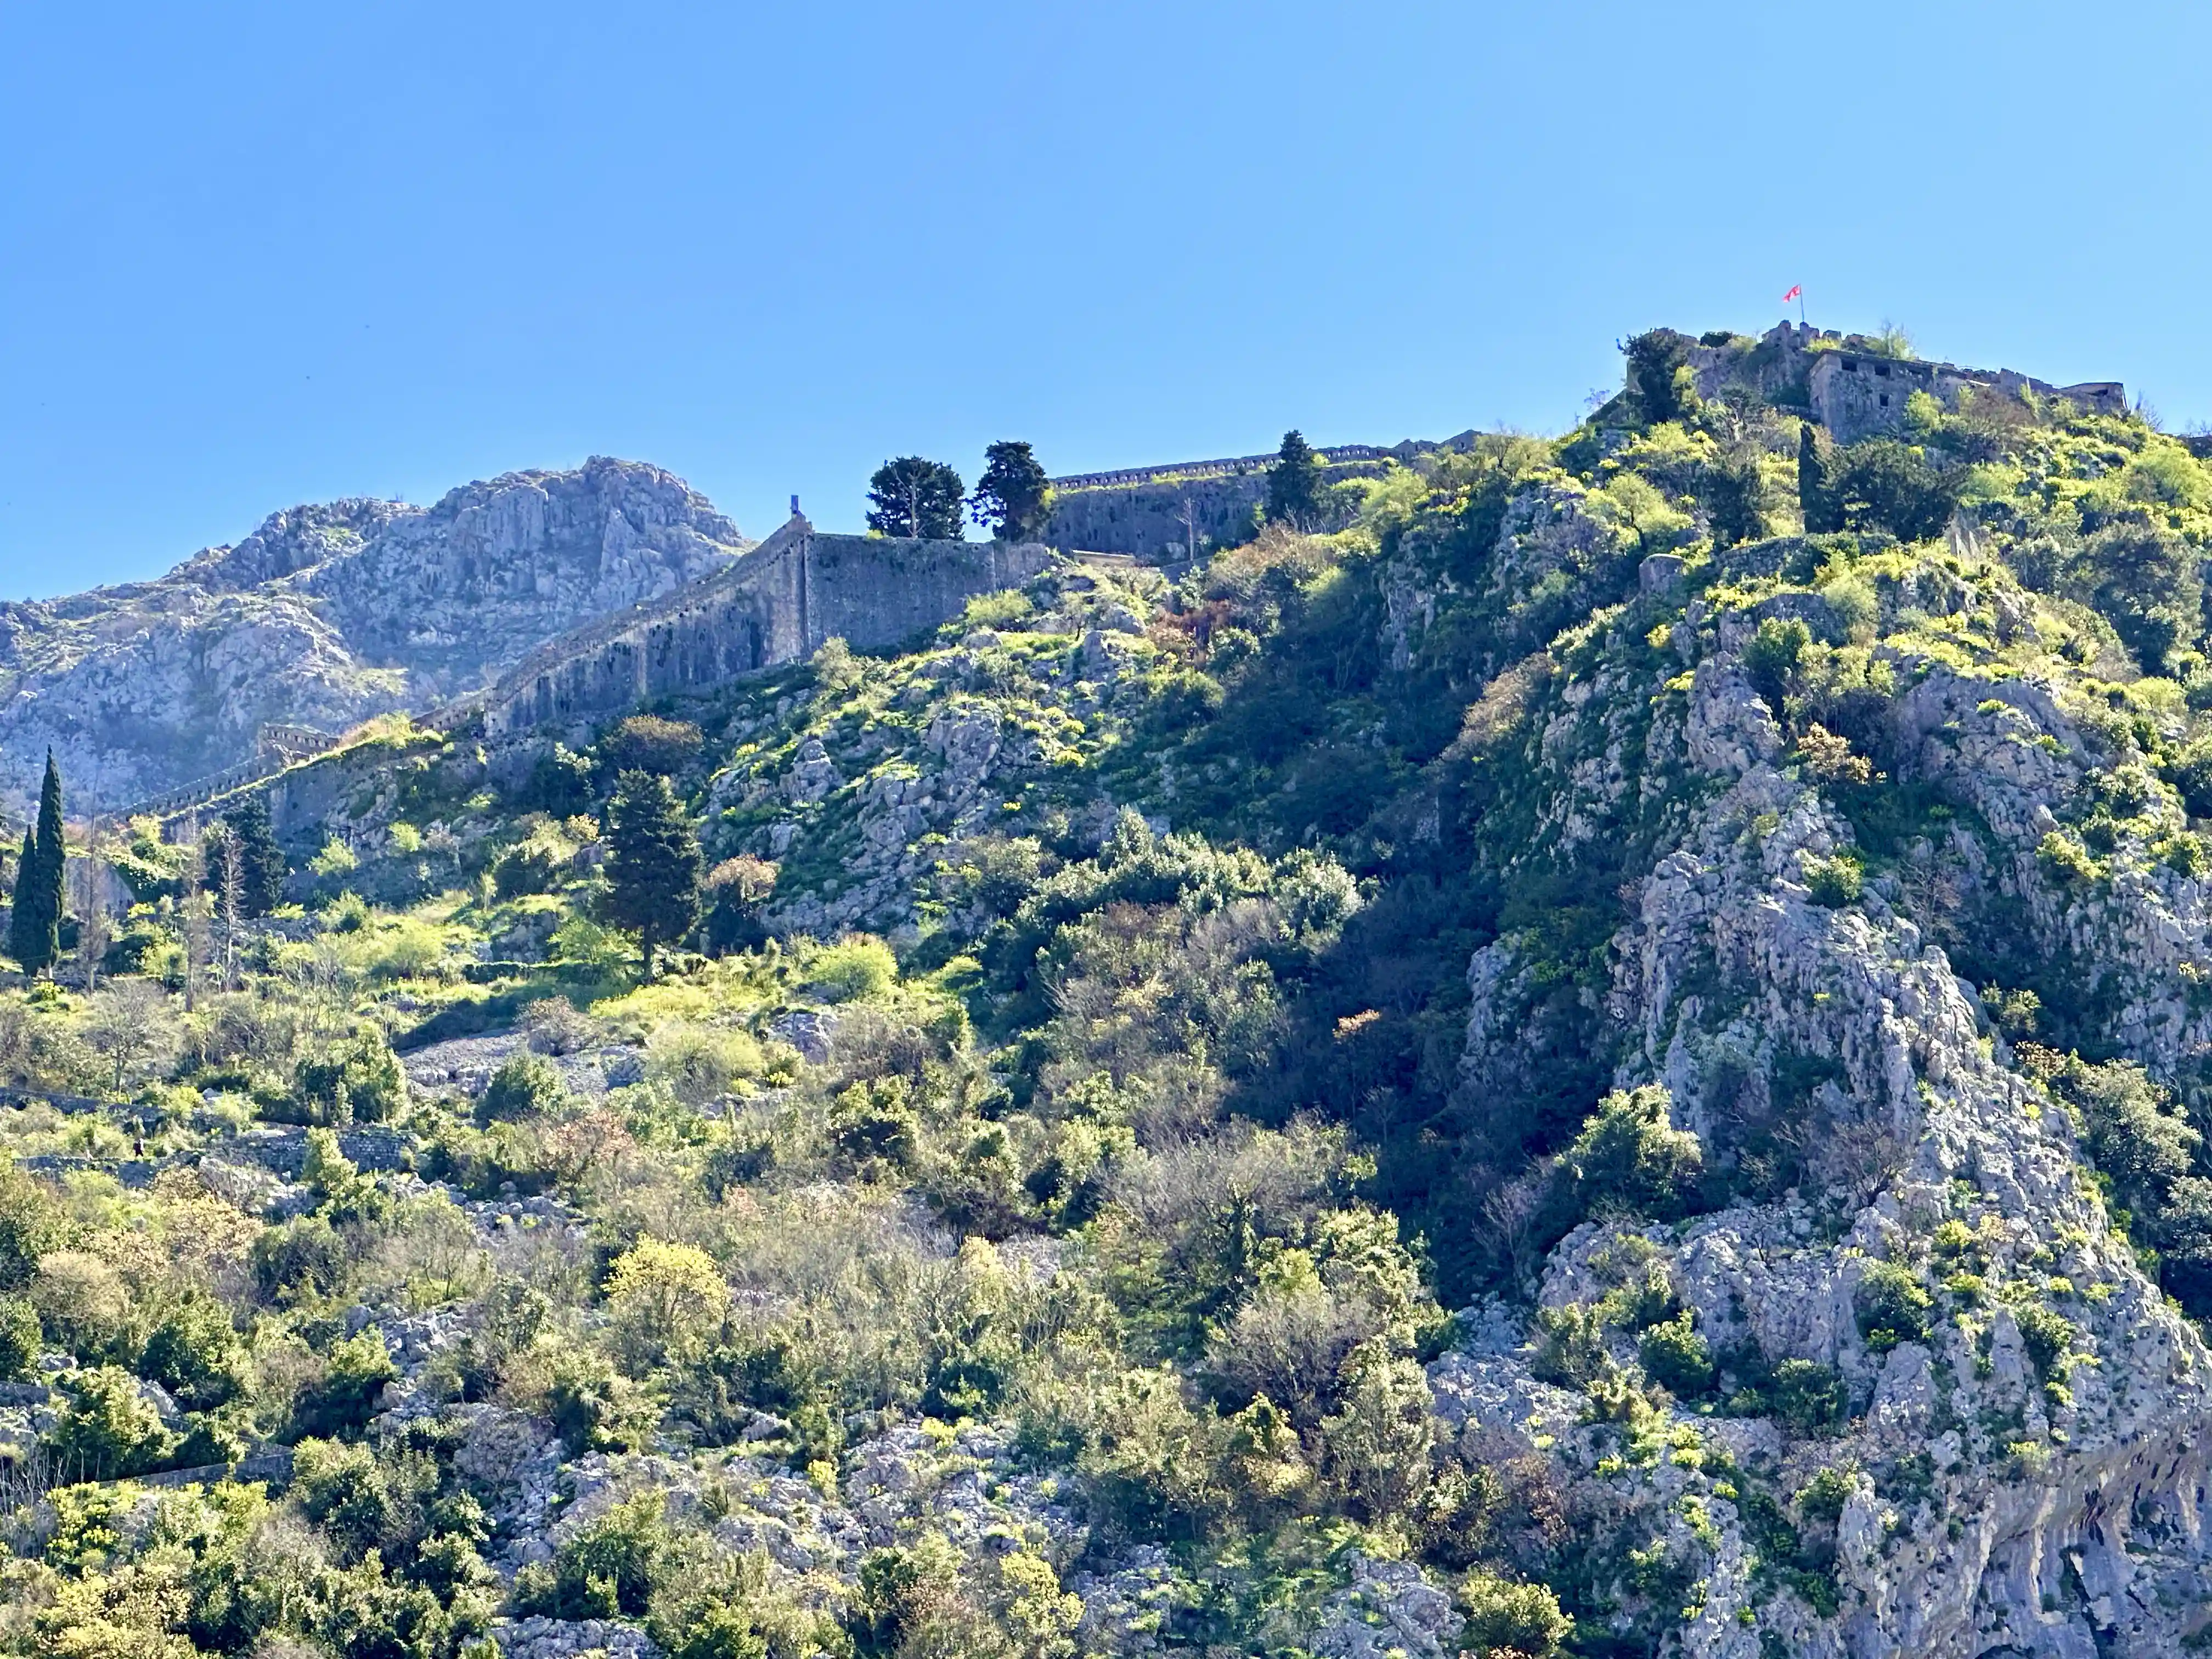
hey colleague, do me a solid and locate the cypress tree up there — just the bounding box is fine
[221,793,285,918]
[1266,430,1323,528]
[1798,423,1841,534]
[9,755,63,977]
[6,828,38,974]
[603,769,703,980]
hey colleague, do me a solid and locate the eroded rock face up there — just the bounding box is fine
[0,457,748,811]
[1447,603,2212,1657]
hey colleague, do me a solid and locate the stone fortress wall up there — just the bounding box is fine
[448,513,1054,742]
[1040,432,1480,562]
[1687,319,2125,444]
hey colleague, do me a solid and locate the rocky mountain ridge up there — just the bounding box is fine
[0,456,749,814]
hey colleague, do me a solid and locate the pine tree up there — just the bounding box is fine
[8,754,63,977]
[1266,430,1323,528]
[866,457,966,540]
[968,441,1052,541]
[220,793,285,918]
[603,770,703,980]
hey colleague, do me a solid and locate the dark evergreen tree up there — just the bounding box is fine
[221,793,285,918]
[528,744,598,816]
[1624,329,1696,425]
[968,441,1052,540]
[866,458,966,540]
[1705,448,1768,548]
[8,755,63,977]
[1832,437,1959,542]
[1266,430,1323,528]
[1798,424,1842,534]
[5,828,40,976]
[603,769,703,980]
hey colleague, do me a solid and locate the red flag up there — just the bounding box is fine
[1782,284,1802,303]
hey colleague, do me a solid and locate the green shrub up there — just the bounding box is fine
[140,1295,250,1411]
[2036,830,2102,884]
[480,1052,569,1121]
[830,1076,922,1172]
[1530,1303,1610,1389]
[293,1032,405,1126]
[0,1294,38,1381]
[532,1490,676,1618]
[598,715,705,780]
[1550,1085,1703,1227]
[1804,850,1863,908]
[291,1330,399,1440]
[293,1436,393,1557]
[2013,1302,2076,1380]
[252,1214,350,1306]
[493,825,578,898]
[0,1163,70,1291]
[808,935,898,1002]
[44,1365,175,1481]
[1458,1570,1572,1659]
[646,1024,764,1107]
[1854,1260,1931,1352]
[1744,616,1812,715]
[1637,1312,1714,1396]
[1768,1359,1847,1432]
[544,1346,659,1454]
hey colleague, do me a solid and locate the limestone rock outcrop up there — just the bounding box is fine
[0,456,748,812]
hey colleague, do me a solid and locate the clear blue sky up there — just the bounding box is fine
[4,2,2209,596]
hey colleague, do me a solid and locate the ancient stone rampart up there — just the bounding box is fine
[1685,319,2127,445]
[1041,432,1478,559]
[450,515,1055,740]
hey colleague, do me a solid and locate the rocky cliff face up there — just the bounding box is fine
[0,456,748,812]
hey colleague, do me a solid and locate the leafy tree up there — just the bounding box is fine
[1704,447,1769,548]
[294,1031,405,1126]
[603,770,704,980]
[867,456,966,540]
[2068,523,2204,672]
[8,752,64,976]
[1266,430,1324,528]
[596,714,704,780]
[604,1236,729,1373]
[220,792,285,916]
[701,855,779,954]
[1623,329,1696,425]
[969,439,1052,540]
[1832,438,1959,541]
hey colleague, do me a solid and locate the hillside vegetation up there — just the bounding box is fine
[3,330,2212,1658]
